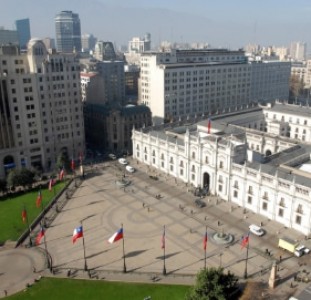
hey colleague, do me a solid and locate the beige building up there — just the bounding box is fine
[0,39,85,177]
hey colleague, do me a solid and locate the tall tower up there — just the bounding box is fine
[15,18,31,50]
[55,11,81,53]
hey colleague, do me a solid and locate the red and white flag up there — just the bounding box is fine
[241,233,250,249]
[59,168,64,180]
[207,118,211,134]
[36,227,45,245]
[72,226,83,244]
[203,231,208,250]
[161,227,166,249]
[108,228,123,244]
[48,178,55,191]
[36,190,42,208]
[21,208,27,223]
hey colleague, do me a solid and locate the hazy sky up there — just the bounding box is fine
[1,0,311,50]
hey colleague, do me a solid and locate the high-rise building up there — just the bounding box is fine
[128,33,151,53]
[290,42,307,61]
[15,18,31,50]
[0,39,85,177]
[55,11,81,53]
[42,37,55,50]
[81,34,97,52]
[0,28,19,46]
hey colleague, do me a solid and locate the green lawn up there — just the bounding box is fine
[7,277,191,300]
[0,181,68,244]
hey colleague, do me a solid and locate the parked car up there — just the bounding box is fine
[194,199,206,208]
[249,224,265,236]
[294,245,310,257]
[126,165,135,173]
[118,158,128,165]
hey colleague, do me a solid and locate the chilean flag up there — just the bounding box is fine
[108,228,123,244]
[36,190,42,208]
[161,227,165,249]
[36,227,45,245]
[21,208,27,224]
[48,178,55,191]
[241,232,250,250]
[207,118,211,134]
[59,167,65,180]
[71,158,75,171]
[72,226,83,244]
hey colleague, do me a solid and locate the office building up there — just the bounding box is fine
[290,42,307,61]
[128,33,151,53]
[15,18,31,50]
[132,102,311,235]
[0,28,19,46]
[55,11,81,53]
[0,39,85,177]
[81,34,97,52]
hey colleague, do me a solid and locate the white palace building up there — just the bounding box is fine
[132,102,311,235]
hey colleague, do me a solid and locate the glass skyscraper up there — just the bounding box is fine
[15,18,31,50]
[55,11,81,53]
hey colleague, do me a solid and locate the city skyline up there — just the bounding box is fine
[1,0,311,50]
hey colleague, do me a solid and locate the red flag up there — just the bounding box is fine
[203,231,208,250]
[36,227,45,245]
[207,118,211,134]
[161,227,165,249]
[241,233,250,249]
[21,209,27,223]
[36,190,42,208]
[59,168,64,180]
[71,158,75,171]
[48,178,54,191]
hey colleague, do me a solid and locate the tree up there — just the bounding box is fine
[56,151,70,172]
[6,169,35,191]
[185,267,239,300]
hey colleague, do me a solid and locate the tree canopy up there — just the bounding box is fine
[185,267,239,300]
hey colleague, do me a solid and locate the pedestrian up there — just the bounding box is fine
[279,255,282,262]
[4,290,7,297]
[142,202,145,208]
[33,266,36,273]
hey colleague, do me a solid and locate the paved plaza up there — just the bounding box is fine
[1,157,311,298]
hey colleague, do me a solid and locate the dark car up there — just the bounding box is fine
[194,199,206,208]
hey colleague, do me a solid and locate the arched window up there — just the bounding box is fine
[161,153,164,160]
[192,152,196,159]
[152,150,155,156]
[179,161,184,167]
[170,157,174,164]
[144,147,148,153]
[191,165,195,172]
[136,144,140,150]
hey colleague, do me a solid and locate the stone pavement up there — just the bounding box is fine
[1,157,311,299]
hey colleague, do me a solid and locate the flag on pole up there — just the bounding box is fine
[36,190,42,208]
[161,227,165,249]
[59,167,64,180]
[36,227,45,245]
[21,208,27,223]
[203,231,208,250]
[79,152,83,165]
[72,226,83,244]
[48,178,55,191]
[108,228,123,244]
[241,232,250,249]
[207,118,211,134]
[71,158,75,171]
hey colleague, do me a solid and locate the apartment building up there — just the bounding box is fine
[0,39,85,177]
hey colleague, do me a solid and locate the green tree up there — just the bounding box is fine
[6,169,35,190]
[185,267,239,300]
[56,151,70,172]
[289,74,304,102]
[0,178,7,194]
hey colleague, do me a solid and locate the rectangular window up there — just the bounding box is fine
[233,190,238,198]
[262,202,268,211]
[278,208,284,217]
[247,196,252,204]
[218,184,222,192]
[295,215,301,225]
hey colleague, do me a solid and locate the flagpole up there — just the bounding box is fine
[244,232,250,279]
[25,207,32,247]
[122,223,126,273]
[163,225,166,275]
[204,225,207,269]
[41,221,51,270]
[81,221,88,271]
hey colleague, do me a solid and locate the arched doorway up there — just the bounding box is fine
[265,149,272,157]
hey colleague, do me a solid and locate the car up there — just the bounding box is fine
[249,224,265,236]
[125,165,135,173]
[118,158,128,165]
[108,153,116,160]
[294,245,310,257]
[194,199,206,208]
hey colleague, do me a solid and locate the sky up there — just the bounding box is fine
[1,0,311,50]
